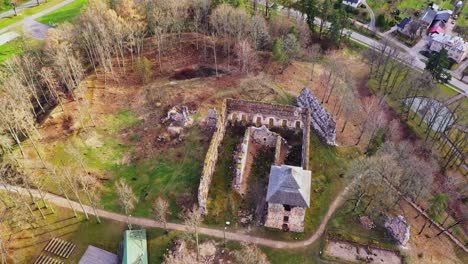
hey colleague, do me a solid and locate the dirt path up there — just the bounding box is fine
[0,182,353,249]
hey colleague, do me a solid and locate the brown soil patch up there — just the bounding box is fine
[398,202,466,264]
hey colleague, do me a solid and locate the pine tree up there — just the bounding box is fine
[425,48,452,83]
[272,38,285,63]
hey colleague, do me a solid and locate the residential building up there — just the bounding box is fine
[419,8,437,29]
[342,0,361,8]
[397,17,422,38]
[429,20,446,34]
[429,34,468,63]
[264,165,311,232]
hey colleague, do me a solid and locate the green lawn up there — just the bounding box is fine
[0,0,63,29]
[27,107,209,220]
[0,0,26,13]
[0,37,42,63]
[36,0,88,26]
[1,201,178,263]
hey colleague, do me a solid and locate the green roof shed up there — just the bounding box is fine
[123,229,148,264]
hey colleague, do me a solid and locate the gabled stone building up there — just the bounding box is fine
[264,165,311,232]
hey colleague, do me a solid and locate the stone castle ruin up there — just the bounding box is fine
[198,98,313,232]
[297,87,337,146]
[233,126,288,194]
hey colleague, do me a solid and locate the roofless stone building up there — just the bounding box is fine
[198,96,335,232]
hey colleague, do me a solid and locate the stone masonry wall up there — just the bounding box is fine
[197,101,227,214]
[264,203,285,230]
[233,126,288,194]
[289,207,306,232]
[199,99,312,215]
[264,203,306,232]
[226,99,311,170]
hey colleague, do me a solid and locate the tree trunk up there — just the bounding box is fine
[418,220,428,235]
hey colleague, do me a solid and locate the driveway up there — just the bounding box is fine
[361,0,375,31]
[0,0,75,39]
[0,0,37,19]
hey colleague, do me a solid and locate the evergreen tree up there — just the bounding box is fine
[301,0,318,34]
[319,0,333,39]
[272,38,285,63]
[425,48,452,83]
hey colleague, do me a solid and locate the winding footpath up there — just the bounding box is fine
[0,183,353,249]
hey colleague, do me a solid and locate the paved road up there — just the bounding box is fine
[272,2,468,95]
[361,0,375,31]
[0,31,19,45]
[0,0,38,19]
[0,182,353,249]
[0,0,74,39]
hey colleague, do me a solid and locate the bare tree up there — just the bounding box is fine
[183,205,202,261]
[152,197,169,231]
[115,178,137,229]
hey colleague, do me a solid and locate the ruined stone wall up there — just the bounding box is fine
[197,101,228,214]
[289,207,306,232]
[226,99,310,170]
[234,126,287,194]
[233,127,251,192]
[265,203,306,232]
[226,99,309,130]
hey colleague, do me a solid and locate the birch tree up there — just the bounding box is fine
[115,178,137,229]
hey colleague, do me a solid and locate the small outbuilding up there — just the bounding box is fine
[123,229,148,264]
[79,245,118,264]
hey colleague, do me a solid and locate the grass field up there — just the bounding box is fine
[36,0,88,26]
[0,0,26,13]
[0,0,63,29]
[0,37,42,63]
[1,200,179,263]
[35,107,209,220]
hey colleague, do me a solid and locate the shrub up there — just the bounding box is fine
[366,128,386,156]
[134,56,152,84]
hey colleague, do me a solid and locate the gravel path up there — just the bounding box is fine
[0,182,354,248]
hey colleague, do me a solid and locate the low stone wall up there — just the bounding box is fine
[233,127,251,192]
[197,101,227,214]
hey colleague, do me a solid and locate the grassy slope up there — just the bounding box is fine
[38,108,208,220]
[36,0,88,26]
[1,199,178,263]
[0,37,42,63]
[0,0,63,29]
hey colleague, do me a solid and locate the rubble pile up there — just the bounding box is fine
[297,87,336,146]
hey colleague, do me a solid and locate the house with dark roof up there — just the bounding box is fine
[342,0,361,8]
[419,8,437,28]
[397,18,422,39]
[264,165,311,232]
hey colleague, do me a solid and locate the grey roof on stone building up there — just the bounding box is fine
[266,165,311,208]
